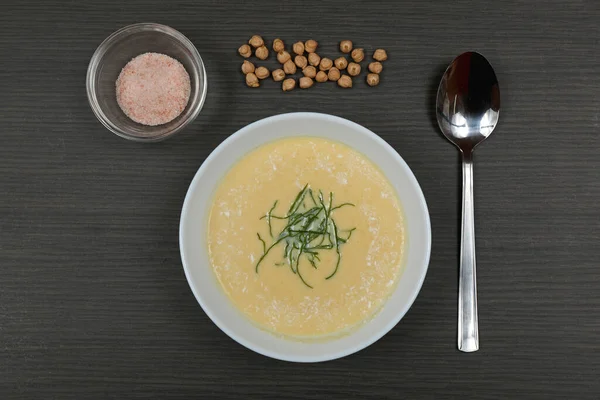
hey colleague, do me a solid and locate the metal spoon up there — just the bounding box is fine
[436,52,500,352]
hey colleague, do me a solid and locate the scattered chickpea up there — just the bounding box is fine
[315,71,328,83]
[272,69,286,81]
[255,66,270,80]
[241,60,255,74]
[339,40,353,53]
[246,72,259,88]
[351,48,365,62]
[308,52,321,67]
[240,39,385,90]
[337,74,352,88]
[368,61,383,74]
[273,38,285,53]
[283,60,297,74]
[249,35,264,48]
[319,57,333,71]
[293,41,305,55]
[347,62,361,76]
[277,50,291,64]
[305,39,318,53]
[334,57,348,70]
[303,65,317,78]
[238,44,252,58]
[327,67,341,81]
[282,78,296,91]
[255,46,269,60]
[366,73,380,86]
[373,49,388,61]
[295,55,308,69]
[299,77,314,89]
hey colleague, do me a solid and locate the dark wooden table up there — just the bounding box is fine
[2,1,599,398]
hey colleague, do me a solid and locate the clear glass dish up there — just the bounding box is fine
[86,23,207,142]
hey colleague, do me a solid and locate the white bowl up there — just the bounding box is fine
[179,112,431,362]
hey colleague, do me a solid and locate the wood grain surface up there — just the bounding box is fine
[1,0,600,398]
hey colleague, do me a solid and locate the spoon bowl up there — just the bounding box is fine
[437,52,500,151]
[436,52,500,352]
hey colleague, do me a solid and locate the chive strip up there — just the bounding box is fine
[287,184,309,216]
[265,200,278,237]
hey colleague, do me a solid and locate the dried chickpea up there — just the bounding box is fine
[272,69,286,81]
[246,72,259,88]
[277,50,291,64]
[283,60,297,74]
[315,71,328,82]
[241,60,255,74]
[337,74,352,88]
[347,62,361,76]
[373,49,388,61]
[303,65,317,78]
[249,35,264,48]
[305,39,318,53]
[282,78,296,91]
[255,66,269,79]
[295,55,308,69]
[351,48,364,62]
[368,61,383,74]
[340,40,353,53]
[293,41,305,55]
[299,76,314,89]
[273,38,285,53]
[327,67,341,81]
[308,52,321,67]
[238,44,252,58]
[255,46,269,60]
[319,57,333,71]
[334,57,348,70]
[366,73,380,86]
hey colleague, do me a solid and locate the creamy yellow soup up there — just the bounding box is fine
[207,137,405,338]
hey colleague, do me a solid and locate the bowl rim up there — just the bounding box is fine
[179,112,431,362]
[86,22,208,142]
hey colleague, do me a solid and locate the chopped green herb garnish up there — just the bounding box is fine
[255,185,355,288]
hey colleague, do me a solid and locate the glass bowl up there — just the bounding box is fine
[86,23,207,142]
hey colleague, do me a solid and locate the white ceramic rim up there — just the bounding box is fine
[179,112,431,362]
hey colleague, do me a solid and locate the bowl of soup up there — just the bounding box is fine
[179,112,431,362]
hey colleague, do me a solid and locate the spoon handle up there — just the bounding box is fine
[458,151,479,352]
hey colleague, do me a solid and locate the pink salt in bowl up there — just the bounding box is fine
[86,23,207,142]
